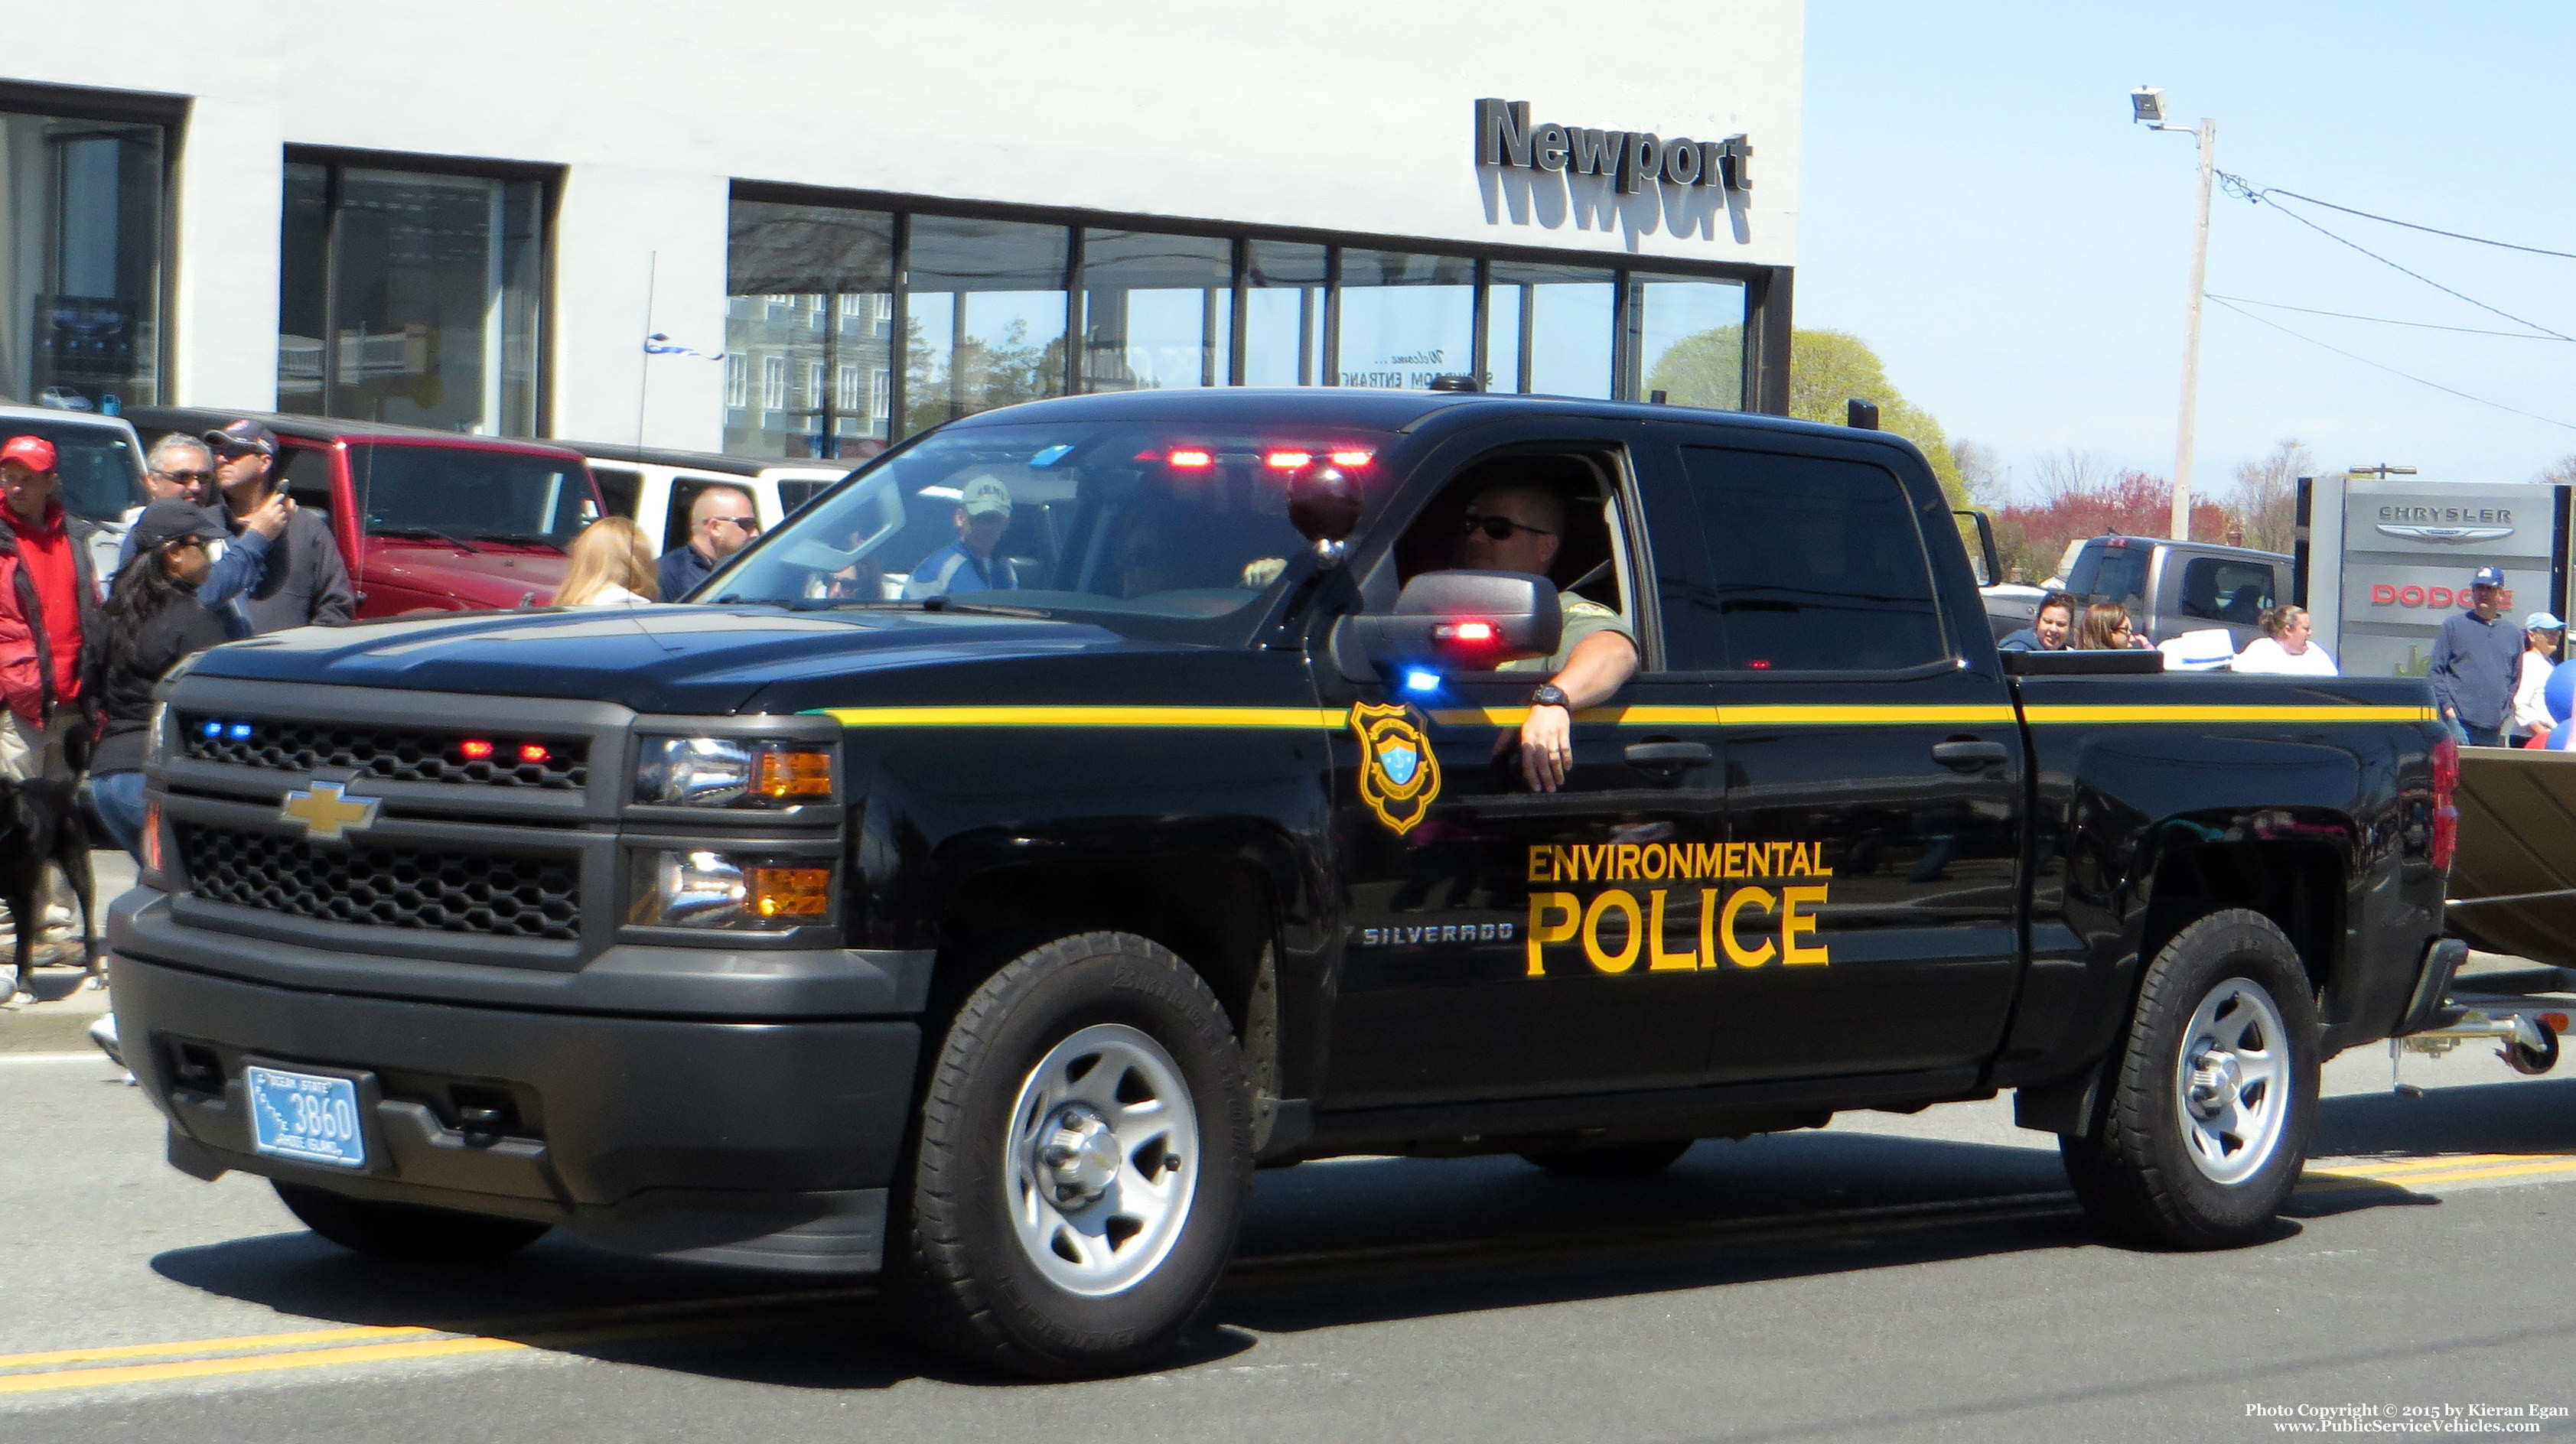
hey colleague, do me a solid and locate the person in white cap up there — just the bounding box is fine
[2510,610,2565,746]
[2231,604,2338,677]
[904,475,1020,599]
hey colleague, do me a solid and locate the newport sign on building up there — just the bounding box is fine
[0,1,1803,457]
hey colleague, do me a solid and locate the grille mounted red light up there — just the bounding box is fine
[460,739,495,761]
[1167,449,1213,468]
[518,743,551,765]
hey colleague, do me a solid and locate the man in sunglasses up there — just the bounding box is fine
[1451,479,1637,793]
[658,485,761,602]
[114,432,281,629]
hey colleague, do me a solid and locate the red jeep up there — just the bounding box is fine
[125,410,601,618]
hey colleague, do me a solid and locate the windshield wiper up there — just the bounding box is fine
[467,532,569,548]
[776,597,1054,619]
[371,525,483,554]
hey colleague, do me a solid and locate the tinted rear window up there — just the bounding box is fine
[2066,542,2150,607]
[1668,447,1949,672]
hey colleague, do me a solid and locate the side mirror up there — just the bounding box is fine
[1287,463,1363,545]
[1333,570,1563,677]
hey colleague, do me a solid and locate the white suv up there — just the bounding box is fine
[0,402,150,594]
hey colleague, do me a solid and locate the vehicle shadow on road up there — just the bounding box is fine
[2314,1075,2576,1159]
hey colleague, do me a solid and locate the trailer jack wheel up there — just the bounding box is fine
[2503,1017,2561,1076]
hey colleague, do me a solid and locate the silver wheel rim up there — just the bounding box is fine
[1003,1023,1200,1297]
[2174,977,2291,1185]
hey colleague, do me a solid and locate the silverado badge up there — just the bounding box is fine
[1351,701,1441,836]
[279,782,379,844]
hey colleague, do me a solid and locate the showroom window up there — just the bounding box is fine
[721,189,1768,447]
[725,199,894,458]
[0,94,169,411]
[277,153,548,435]
[1334,249,1474,390]
[1630,274,1747,410]
[1079,229,1231,393]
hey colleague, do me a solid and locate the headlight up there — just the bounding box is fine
[634,737,835,807]
[629,850,832,930]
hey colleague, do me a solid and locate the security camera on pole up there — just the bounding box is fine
[2132,86,2215,542]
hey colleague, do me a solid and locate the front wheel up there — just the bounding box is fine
[2060,908,2320,1249]
[273,1181,550,1261]
[894,932,1252,1378]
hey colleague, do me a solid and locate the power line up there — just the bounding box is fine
[2203,293,2575,341]
[2207,295,2576,433]
[2216,170,2576,343]
[2258,187,2576,262]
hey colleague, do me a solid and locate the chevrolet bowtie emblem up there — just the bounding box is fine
[279,782,379,843]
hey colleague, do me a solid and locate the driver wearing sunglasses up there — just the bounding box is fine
[1448,479,1638,795]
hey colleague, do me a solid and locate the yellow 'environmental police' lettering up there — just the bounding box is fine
[1522,841,1831,976]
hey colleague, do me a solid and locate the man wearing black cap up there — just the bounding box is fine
[2431,565,2521,746]
[86,500,235,860]
[200,420,352,633]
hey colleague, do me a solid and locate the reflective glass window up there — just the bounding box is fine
[1487,262,1613,398]
[1241,240,1325,387]
[725,201,894,460]
[276,158,545,435]
[1080,230,1230,392]
[1630,275,1747,409]
[1334,249,1474,390]
[903,216,1070,438]
[0,106,165,411]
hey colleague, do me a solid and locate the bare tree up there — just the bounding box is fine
[1949,438,2004,505]
[2536,455,2576,486]
[2226,439,2314,554]
[2030,447,2110,506]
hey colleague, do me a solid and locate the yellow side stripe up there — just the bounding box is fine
[816,705,1347,729]
[810,702,2437,730]
[2022,704,2439,724]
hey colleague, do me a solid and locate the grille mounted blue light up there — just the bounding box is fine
[1402,669,1441,694]
[226,722,253,741]
[200,720,222,739]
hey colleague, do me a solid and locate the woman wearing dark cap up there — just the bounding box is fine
[85,499,233,860]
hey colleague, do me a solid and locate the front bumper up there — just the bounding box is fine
[112,949,923,1274]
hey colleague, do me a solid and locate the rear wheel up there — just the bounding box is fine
[895,932,1252,1379]
[1518,1139,1694,1178]
[2060,908,2319,1249]
[273,1181,550,1261]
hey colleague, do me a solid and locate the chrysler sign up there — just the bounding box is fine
[1475,98,1750,196]
[2374,503,2516,544]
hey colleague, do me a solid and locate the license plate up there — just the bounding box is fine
[245,1065,368,1169]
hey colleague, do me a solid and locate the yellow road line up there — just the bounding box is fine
[2337,1158,2576,1189]
[0,1335,528,1396]
[2309,1152,2532,1178]
[0,1324,443,1371]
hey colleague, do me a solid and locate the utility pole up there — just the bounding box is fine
[2133,88,2216,542]
[2172,117,2215,542]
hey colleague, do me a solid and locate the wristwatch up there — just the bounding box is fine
[1528,684,1571,711]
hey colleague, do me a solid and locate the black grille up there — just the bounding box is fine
[180,716,588,790]
[177,824,581,942]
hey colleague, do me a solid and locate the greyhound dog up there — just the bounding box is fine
[0,775,99,1007]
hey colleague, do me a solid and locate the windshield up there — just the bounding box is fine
[708,421,1395,626]
[0,420,145,525]
[350,444,597,546]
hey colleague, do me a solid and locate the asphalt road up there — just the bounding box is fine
[5,974,2574,1444]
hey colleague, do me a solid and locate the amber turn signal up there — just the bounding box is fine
[749,867,832,919]
[755,750,834,799]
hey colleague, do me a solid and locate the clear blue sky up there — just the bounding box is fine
[1800,2,2576,501]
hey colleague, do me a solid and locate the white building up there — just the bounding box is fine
[1,2,1803,457]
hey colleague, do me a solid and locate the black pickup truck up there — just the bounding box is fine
[108,389,2459,1377]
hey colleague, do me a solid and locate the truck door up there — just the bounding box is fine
[1320,431,1730,1110]
[1652,437,2026,1085]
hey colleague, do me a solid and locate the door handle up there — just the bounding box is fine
[1624,740,1714,769]
[1932,740,2009,771]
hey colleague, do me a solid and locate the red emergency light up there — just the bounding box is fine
[1327,450,1374,467]
[1265,450,1313,470]
[1167,449,1214,468]
[460,739,496,761]
[518,743,551,765]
